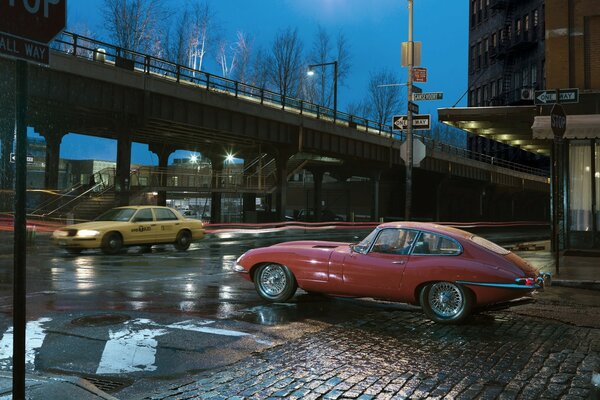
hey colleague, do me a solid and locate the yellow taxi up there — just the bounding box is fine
[52,206,205,254]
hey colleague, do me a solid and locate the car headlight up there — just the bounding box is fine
[77,229,100,238]
[53,230,68,238]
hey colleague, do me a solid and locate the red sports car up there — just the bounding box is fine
[234,222,551,324]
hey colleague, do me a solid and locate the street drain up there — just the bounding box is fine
[71,314,131,327]
[80,374,133,393]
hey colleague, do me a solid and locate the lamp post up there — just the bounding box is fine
[307,61,338,122]
[405,0,414,221]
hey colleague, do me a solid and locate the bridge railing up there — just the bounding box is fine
[51,32,547,178]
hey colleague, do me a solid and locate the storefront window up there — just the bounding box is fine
[569,141,592,231]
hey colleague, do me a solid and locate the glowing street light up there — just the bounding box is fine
[307,60,338,122]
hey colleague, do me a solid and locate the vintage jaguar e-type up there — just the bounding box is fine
[234,222,550,323]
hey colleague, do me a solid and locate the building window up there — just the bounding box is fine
[470,45,476,72]
[531,64,537,87]
[477,41,482,69]
[483,38,489,66]
[477,87,482,106]
[471,0,477,27]
[523,68,529,87]
[492,32,497,48]
[516,19,522,37]
[498,78,503,94]
[525,15,530,33]
[483,85,489,105]
[534,9,539,27]
[491,81,497,98]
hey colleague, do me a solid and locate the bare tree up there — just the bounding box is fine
[216,32,253,81]
[186,0,217,72]
[101,0,166,54]
[365,69,404,126]
[265,27,304,99]
[306,26,351,108]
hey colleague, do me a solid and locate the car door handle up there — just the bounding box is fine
[392,260,406,265]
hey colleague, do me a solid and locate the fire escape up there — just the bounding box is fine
[489,0,539,105]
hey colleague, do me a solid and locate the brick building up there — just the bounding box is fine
[439,0,600,251]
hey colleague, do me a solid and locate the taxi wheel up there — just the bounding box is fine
[420,282,472,324]
[174,230,192,251]
[101,232,123,255]
[254,263,297,302]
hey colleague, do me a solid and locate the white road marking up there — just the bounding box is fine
[96,327,167,374]
[0,318,52,369]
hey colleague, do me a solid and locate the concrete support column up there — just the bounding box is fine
[210,159,223,223]
[116,130,132,206]
[243,192,256,218]
[275,152,292,221]
[39,129,64,190]
[310,169,324,221]
[149,144,176,206]
[371,171,381,222]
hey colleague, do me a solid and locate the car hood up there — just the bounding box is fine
[271,240,349,249]
[55,221,128,231]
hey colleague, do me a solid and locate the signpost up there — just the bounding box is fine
[534,88,579,105]
[413,92,443,101]
[393,114,431,131]
[549,103,567,277]
[0,1,67,398]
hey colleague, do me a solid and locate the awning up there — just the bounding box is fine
[532,114,600,139]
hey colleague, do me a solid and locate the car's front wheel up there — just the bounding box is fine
[174,230,192,251]
[101,232,123,255]
[254,263,297,302]
[420,281,472,324]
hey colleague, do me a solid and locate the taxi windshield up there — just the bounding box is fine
[95,208,136,222]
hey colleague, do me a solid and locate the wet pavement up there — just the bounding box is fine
[0,228,597,399]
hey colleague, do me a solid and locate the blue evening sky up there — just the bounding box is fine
[51,0,468,165]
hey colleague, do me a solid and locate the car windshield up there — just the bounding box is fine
[95,208,136,222]
[353,229,379,253]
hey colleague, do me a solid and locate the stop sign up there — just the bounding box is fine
[550,103,567,138]
[0,0,66,44]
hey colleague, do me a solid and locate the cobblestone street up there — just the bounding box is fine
[143,308,599,400]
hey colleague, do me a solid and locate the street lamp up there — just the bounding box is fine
[307,61,338,122]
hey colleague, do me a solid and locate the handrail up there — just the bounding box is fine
[50,32,549,178]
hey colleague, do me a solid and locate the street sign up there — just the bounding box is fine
[412,85,423,94]
[413,67,427,83]
[408,101,419,114]
[550,104,567,138]
[400,138,426,166]
[401,41,421,67]
[0,32,49,64]
[393,114,431,131]
[534,88,579,105]
[9,153,34,164]
[412,92,444,101]
[0,0,67,43]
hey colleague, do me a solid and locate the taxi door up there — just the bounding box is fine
[153,207,180,243]
[128,208,156,244]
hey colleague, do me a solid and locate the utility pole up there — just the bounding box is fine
[405,0,414,220]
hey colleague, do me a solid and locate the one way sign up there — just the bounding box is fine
[10,153,34,164]
[534,88,579,105]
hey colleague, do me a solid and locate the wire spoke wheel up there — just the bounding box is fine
[254,263,297,302]
[428,282,463,317]
[420,281,472,324]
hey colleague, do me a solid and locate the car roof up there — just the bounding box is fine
[377,221,473,241]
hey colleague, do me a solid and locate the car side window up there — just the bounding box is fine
[371,229,418,255]
[133,208,154,222]
[154,208,178,221]
[412,232,462,255]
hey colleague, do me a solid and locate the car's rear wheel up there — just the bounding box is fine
[101,232,123,255]
[420,281,472,324]
[174,230,192,251]
[254,263,297,302]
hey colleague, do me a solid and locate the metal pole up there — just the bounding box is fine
[13,59,28,400]
[405,0,414,221]
[333,61,338,123]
